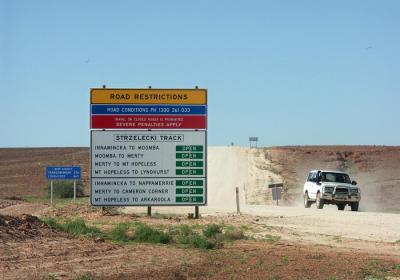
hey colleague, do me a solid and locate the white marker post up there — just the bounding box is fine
[236,187,240,214]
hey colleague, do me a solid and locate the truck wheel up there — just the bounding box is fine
[316,192,324,209]
[304,192,311,208]
[337,204,345,211]
[350,202,359,211]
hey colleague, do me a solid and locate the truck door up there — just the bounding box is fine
[307,172,317,199]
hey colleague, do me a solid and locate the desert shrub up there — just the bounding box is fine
[47,180,84,198]
[62,218,104,238]
[41,217,104,239]
[189,234,215,249]
[133,223,172,244]
[177,233,216,249]
[111,223,130,243]
[263,234,281,243]
[223,226,246,241]
[41,217,64,231]
[203,224,222,238]
[178,224,194,236]
[174,224,217,249]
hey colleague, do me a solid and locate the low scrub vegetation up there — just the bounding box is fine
[41,217,247,250]
[133,223,172,244]
[110,223,130,243]
[263,234,281,243]
[203,224,222,238]
[223,225,246,241]
[42,217,104,238]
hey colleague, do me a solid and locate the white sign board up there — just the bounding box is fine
[90,130,207,206]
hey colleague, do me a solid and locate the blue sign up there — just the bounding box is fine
[91,104,206,115]
[46,166,81,180]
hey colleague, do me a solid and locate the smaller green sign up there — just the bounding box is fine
[176,145,204,152]
[176,169,204,176]
[176,161,203,167]
[176,188,204,195]
[176,153,203,159]
[176,196,204,203]
[176,180,204,186]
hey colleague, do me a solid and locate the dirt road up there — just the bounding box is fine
[123,203,400,258]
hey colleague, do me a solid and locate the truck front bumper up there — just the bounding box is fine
[322,193,361,203]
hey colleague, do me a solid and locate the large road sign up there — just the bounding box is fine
[46,166,81,180]
[90,130,207,206]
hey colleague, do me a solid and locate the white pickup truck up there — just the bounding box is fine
[303,170,361,211]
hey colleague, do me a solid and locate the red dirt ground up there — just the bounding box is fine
[1,200,399,280]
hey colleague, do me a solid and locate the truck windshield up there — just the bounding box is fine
[321,172,351,183]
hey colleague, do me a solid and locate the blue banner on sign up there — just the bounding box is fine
[91,105,207,115]
[46,166,81,180]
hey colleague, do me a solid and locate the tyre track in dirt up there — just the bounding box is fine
[240,204,400,257]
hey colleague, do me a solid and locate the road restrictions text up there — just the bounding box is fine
[91,89,207,104]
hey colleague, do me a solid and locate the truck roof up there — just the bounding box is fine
[309,170,348,174]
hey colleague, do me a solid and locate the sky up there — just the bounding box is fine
[1,0,399,147]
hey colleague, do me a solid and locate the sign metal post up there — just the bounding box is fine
[73,180,76,202]
[50,180,53,205]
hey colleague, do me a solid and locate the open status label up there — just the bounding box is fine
[90,130,206,206]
